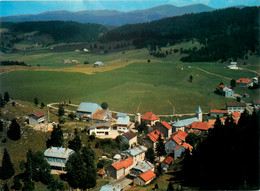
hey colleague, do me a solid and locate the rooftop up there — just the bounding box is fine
[236,78,251,84]
[123,130,137,141]
[90,109,108,121]
[44,147,74,159]
[186,121,213,131]
[141,112,160,121]
[111,157,133,170]
[210,109,228,114]
[100,185,121,191]
[161,121,172,130]
[132,160,154,173]
[138,170,156,182]
[172,117,199,127]
[33,111,45,118]
[162,156,174,165]
[117,116,130,125]
[76,102,102,114]
[232,111,241,118]
[145,130,163,143]
[125,145,147,157]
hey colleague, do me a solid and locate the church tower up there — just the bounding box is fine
[196,106,203,122]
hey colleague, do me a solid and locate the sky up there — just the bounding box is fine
[0,0,260,17]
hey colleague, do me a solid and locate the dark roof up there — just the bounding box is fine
[226,102,246,107]
[123,130,136,140]
[33,111,45,118]
[253,100,260,105]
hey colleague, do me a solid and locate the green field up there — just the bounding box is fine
[0,43,259,114]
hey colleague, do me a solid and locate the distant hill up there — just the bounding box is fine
[0,4,215,26]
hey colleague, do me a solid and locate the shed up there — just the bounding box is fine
[94,61,104,67]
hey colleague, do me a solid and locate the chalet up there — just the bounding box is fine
[93,61,104,67]
[89,122,111,136]
[252,100,260,109]
[107,157,133,179]
[44,147,74,171]
[76,102,102,118]
[161,156,174,171]
[130,160,154,177]
[165,130,187,154]
[141,112,160,126]
[143,130,163,150]
[210,109,228,117]
[154,121,172,139]
[226,102,247,114]
[123,146,147,166]
[122,131,137,148]
[28,111,45,127]
[174,142,193,159]
[90,109,111,122]
[236,78,252,87]
[116,115,134,132]
[185,121,213,134]
[223,87,234,98]
[133,170,156,186]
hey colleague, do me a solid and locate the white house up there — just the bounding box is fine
[226,102,247,113]
[28,111,45,127]
[89,122,111,136]
[223,87,234,98]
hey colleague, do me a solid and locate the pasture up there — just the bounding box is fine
[0,42,259,114]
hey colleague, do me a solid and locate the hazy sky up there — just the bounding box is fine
[1,0,260,17]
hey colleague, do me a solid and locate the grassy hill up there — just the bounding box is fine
[0,42,258,115]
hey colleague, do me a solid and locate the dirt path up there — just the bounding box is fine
[193,67,232,80]
[238,67,260,76]
[135,101,141,113]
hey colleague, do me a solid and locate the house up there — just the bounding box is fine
[223,87,234,98]
[252,100,260,109]
[130,160,154,177]
[154,121,172,139]
[185,121,213,134]
[76,102,102,118]
[174,142,193,159]
[28,111,45,127]
[83,48,89,52]
[141,112,160,126]
[62,59,72,64]
[232,111,241,120]
[210,109,228,117]
[123,146,147,166]
[227,62,238,70]
[116,115,134,132]
[107,157,133,179]
[122,131,137,148]
[44,147,74,171]
[226,102,247,114]
[165,130,187,154]
[161,156,174,171]
[143,130,163,150]
[133,170,156,186]
[71,60,80,64]
[90,109,112,122]
[89,122,111,136]
[93,61,104,67]
[100,185,121,191]
[236,78,252,87]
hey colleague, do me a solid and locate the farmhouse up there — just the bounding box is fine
[133,170,156,186]
[116,115,134,132]
[76,102,102,118]
[93,61,104,67]
[90,109,112,122]
[44,147,75,172]
[122,130,137,148]
[141,112,160,126]
[185,121,213,134]
[226,102,247,114]
[210,109,228,117]
[161,156,174,171]
[28,111,45,127]
[236,78,252,87]
[165,130,187,154]
[107,157,133,179]
[154,121,172,139]
[130,160,154,177]
[143,130,163,150]
[89,122,111,136]
[223,87,234,98]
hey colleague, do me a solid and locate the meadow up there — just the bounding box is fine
[0,42,259,114]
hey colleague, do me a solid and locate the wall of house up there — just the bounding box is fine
[174,147,185,159]
[129,137,137,148]
[161,163,170,171]
[29,117,41,126]
[227,106,246,114]
[165,140,178,154]
[134,177,146,186]
[143,139,154,149]
[107,166,124,180]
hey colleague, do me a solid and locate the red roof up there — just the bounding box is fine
[141,112,160,121]
[138,170,156,182]
[176,130,188,141]
[217,85,225,89]
[236,78,251,84]
[186,121,213,131]
[97,169,106,175]
[161,121,172,130]
[145,130,164,143]
[162,156,174,165]
[111,158,133,170]
[123,130,137,140]
[34,111,45,118]
[232,112,241,118]
[182,142,193,152]
[167,130,187,144]
[210,109,228,114]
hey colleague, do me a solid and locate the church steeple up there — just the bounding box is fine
[196,106,202,122]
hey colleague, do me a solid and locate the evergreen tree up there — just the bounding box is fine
[46,124,64,148]
[167,182,174,191]
[0,94,4,107]
[4,91,10,103]
[68,129,82,152]
[40,102,45,108]
[0,149,15,180]
[2,183,9,191]
[58,105,65,117]
[156,134,166,159]
[189,75,193,82]
[23,180,35,191]
[145,147,155,163]
[7,119,21,141]
[230,79,236,88]
[101,102,108,110]
[34,97,38,106]
[0,120,3,132]
[11,175,22,190]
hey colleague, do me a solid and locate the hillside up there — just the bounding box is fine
[0,4,214,26]
[101,7,260,62]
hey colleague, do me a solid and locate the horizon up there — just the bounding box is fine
[1,0,260,17]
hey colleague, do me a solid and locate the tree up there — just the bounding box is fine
[156,134,166,159]
[145,147,155,164]
[46,124,64,148]
[167,182,174,191]
[230,79,236,88]
[40,102,45,108]
[185,133,199,148]
[7,119,21,141]
[68,113,76,121]
[0,94,4,107]
[0,149,15,180]
[68,129,82,152]
[4,91,10,103]
[58,105,65,117]
[0,120,3,132]
[101,102,108,110]
[11,175,22,190]
[189,75,193,82]
[34,97,38,106]
[2,183,9,191]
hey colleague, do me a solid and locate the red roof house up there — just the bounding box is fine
[134,170,156,186]
[186,121,213,132]
[143,130,163,150]
[141,112,160,126]
[236,78,252,87]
